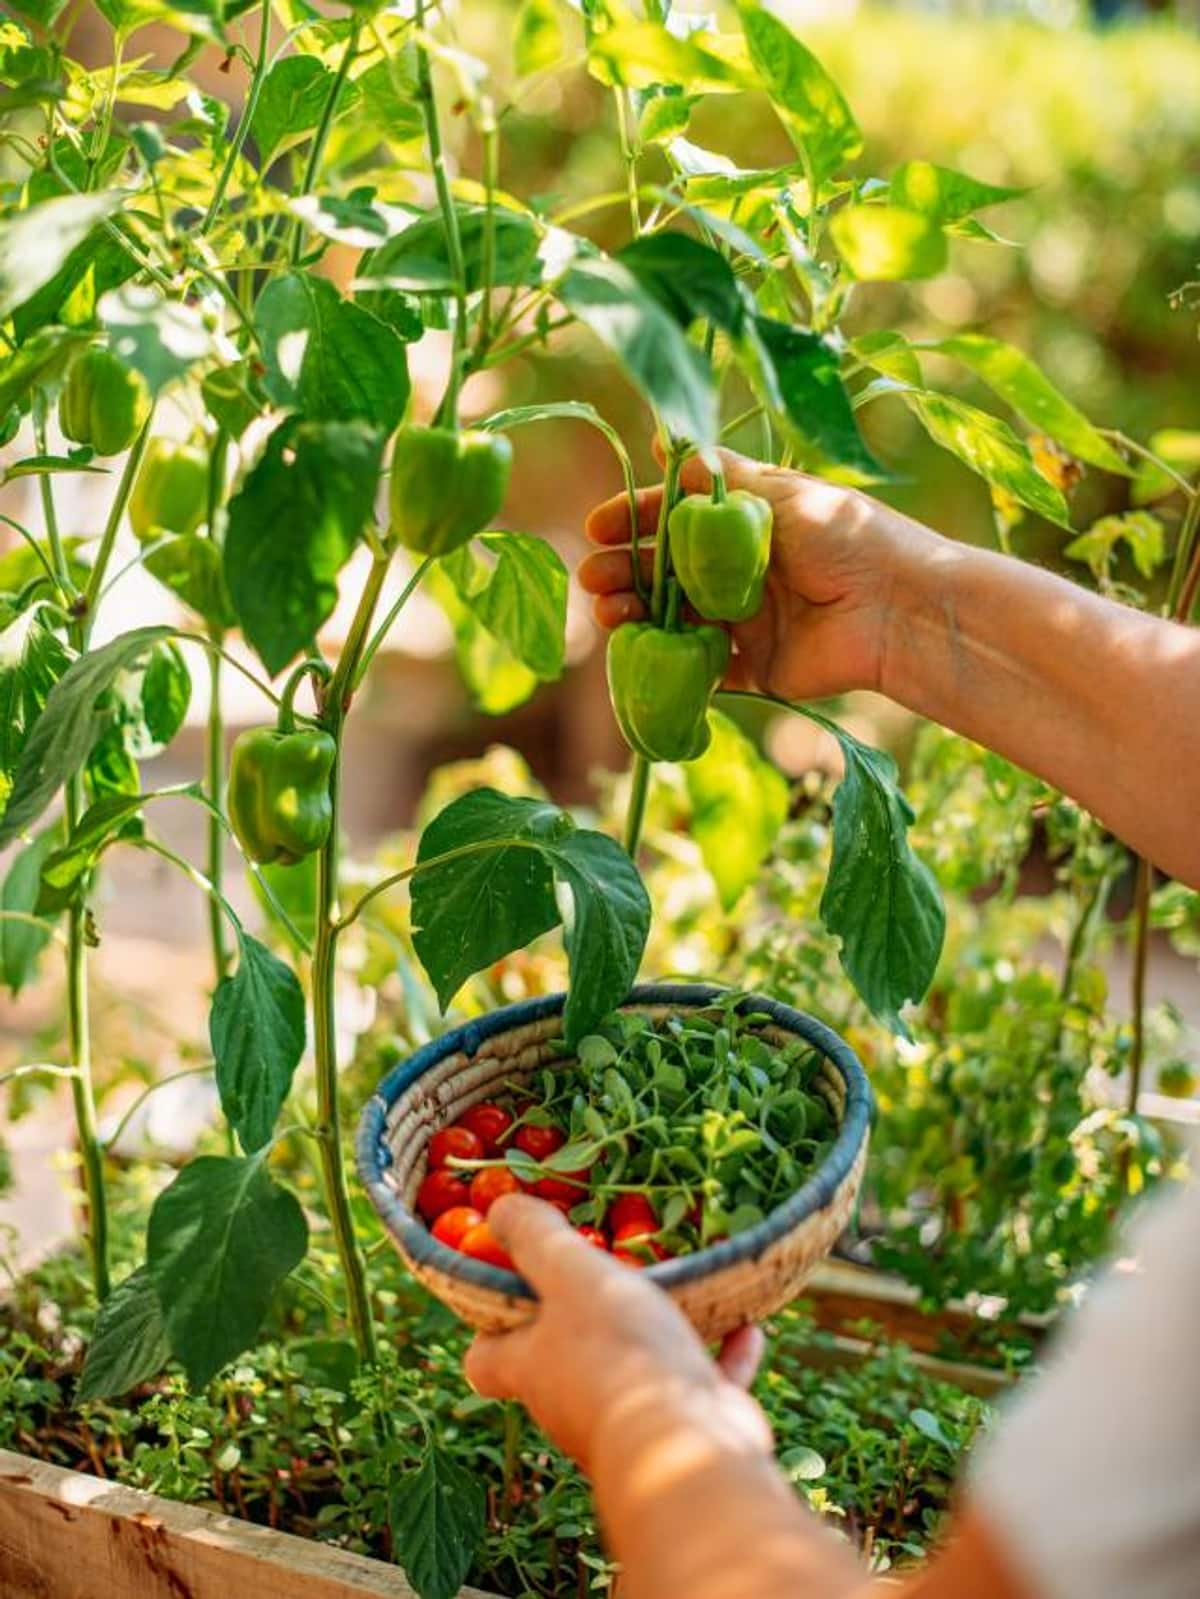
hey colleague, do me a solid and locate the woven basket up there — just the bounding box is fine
[356,983,872,1341]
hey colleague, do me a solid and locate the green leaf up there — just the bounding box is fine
[390,1446,485,1599]
[910,1407,953,1450]
[754,318,884,481]
[0,191,123,322]
[639,90,698,145]
[289,192,414,252]
[39,785,196,902]
[11,226,137,344]
[739,6,860,184]
[100,285,219,395]
[145,535,237,631]
[224,418,384,676]
[0,615,71,791]
[249,55,336,161]
[361,203,585,294]
[354,59,424,146]
[111,637,191,758]
[211,928,306,1154]
[147,1153,308,1390]
[78,1266,170,1402]
[686,710,788,911]
[889,161,1025,224]
[255,272,409,431]
[94,0,223,39]
[8,0,69,26]
[0,625,173,848]
[558,256,716,446]
[1065,512,1166,583]
[850,330,923,387]
[201,361,266,440]
[805,711,944,1035]
[921,334,1128,475]
[441,532,567,682]
[411,789,650,1044]
[829,205,947,281]
[1132,430,1200,505]
[0,821,62,996]
[617,233,744,335]
[430,565,540,715]
[514,0,563,76]
[905,390,1070,526]
[588,21,744,94]
[0,326,90,416]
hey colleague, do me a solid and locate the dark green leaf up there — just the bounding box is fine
[754,318,884,481]
[249,55,336,162]
[39,786,195,902]
[201,362,265,440]
[0,821,61,996]
[78,1266,170,1402]
[558,256,716,446]
[0,625,173,848]
[905,390,1070,526]
[0,326,90,416]
[223,418,384,675]
[100,285,219,395]
[806,711,944,1034]
[889,161,1025,224]
[553,829,650,1044]
[145,535,237,631]
[740,6,860,184]
[687,710,788,911]
[11,227,137,344]
[441,532,567,682]
[111,637,191,757]
[617,233,744,335]
[361,203,585,295]
[390,1446,485,1599]
[211,929,306,1153]
[0,191,123,322]
[0,616,71,790]
[147,1153,308,1389]
[829,205,947,281]
[255,272,409,430]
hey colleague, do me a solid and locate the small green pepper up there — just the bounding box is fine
[388,425,512,557]
[606,621,730,764]
[667,487,773,622]
[227,718,336,866]
[58,348,150,457]
[129,438,209,541]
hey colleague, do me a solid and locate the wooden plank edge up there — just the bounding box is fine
[0,1448,498,1599]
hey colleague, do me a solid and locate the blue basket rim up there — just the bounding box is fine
[356,982,873,1303]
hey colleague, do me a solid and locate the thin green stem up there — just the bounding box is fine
[205,644,231,987]
[0,513,62,591]
[81,414,154,621]
[415,0,469,425]
[289,23,361,265]
[336,836,545,932]
[88,31,124,187]
[102,1065,212,1153]
[354,556,434,691]
[278,655,333,731]
[1100,430,1195,499]
[475,99,499,360]
[650,444,682,626]
[204,1,273,234]
[622,757,651,859]
[613,90,640,237]
[1169,492,1200,621]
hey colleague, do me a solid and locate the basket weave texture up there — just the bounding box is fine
[356,984,872,1340]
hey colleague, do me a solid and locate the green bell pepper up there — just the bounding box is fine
[667,488,773,623]
[607,621,730,764]
[387,425,512,557]
[58,348,150,458]
[227,723,336,866]
[129,438,209,542]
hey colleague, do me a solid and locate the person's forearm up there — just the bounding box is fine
[590,1385,862,1599]
[881,528,1200,889]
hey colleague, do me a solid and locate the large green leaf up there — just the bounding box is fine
[0,326,90,416]
[739,6,860,184]
[254,272,409,432]
[830,205,947,282]
[361,204,585,295]
[429,565,540,716]
[224,419,384,676]
[38,785,197,907]
[905,390,1070,526]
[211,929,306,1154]
[100,285,220,395]
[12,226,137,344]
[806,711,944,1034]
[0,616,71,794]
[558,256,717,446]
[411,789,650,1044]
[145,535,236,631]
[588,21,744,94]
[0,821,61,996]
[441,532,567,683]
[0,625,173,848]
[616,233,745,336]
[148,1154,308,1389]
[889,161,1025,224]
[390,1447,486,1599]
[0,191,123,322]
[687,710,788,911]
[754,318,884,481]
[78,1266,170,1402]
[249,55,337,162]
[922,334,1128,475]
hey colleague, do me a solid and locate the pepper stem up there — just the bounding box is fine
[711,468,727,505]
[664,579,682,632]
[278,657,333,734]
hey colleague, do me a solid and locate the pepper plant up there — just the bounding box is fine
[0,0,1154,1563]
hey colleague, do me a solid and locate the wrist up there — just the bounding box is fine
[873,507,965,708]
[589,1370,772,1486]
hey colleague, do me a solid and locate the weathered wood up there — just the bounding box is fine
[0,1449,496,1599]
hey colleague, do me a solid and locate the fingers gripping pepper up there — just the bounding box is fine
[387,425,513,557]
[667,486,773,623]
[58,348,151,457]
[227,671,336,866]
[607,621,730,763]
[129,438,210,541]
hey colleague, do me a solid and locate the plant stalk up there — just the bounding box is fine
[203,1,273,233]
[622,756,651,859]
[205,643,231,986]
[289,23,360,264]
[415,0,469,425]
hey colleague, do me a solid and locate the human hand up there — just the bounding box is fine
[580,446,938,703]
[463,1195,771,1473]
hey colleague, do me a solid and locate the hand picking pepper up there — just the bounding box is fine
[129,437,210,541]
[227,684,336,866]
[607,620,730,763]
[58,348,150,457]
[387,424,512,557]
[667,482,773,623]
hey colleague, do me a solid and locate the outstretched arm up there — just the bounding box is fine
[580,450,1200,889]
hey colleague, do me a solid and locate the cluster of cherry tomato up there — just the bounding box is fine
[416,1099,670,1272]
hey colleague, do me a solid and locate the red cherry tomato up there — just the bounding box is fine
[514,1123,566,1161]
[576,1225,609,1251]
[455,1102,513,1155]
[431,1205,484,1250]
[608,1194,658,1235]
[612,1219,669,1265]
[469,1166,524,1214]
[532,1168,592,1204]
[417,1169,470,1222]
[428,1126,484,1169]
[461,1220,515,1271]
